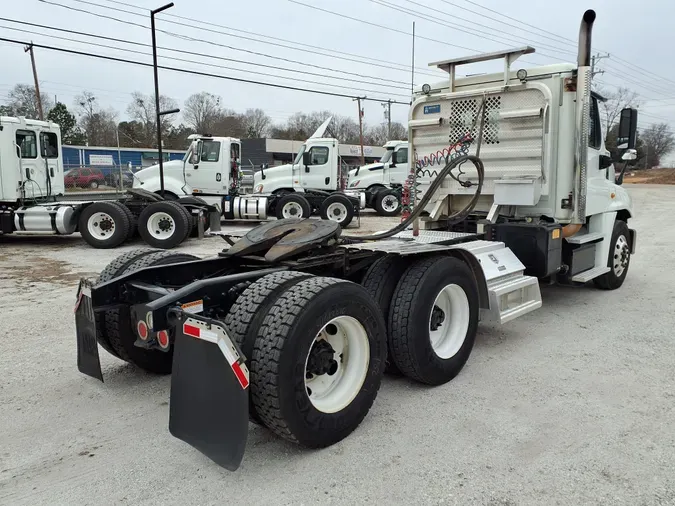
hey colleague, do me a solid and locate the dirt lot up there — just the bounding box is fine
[624,167,675,185]
[1,187,674,505]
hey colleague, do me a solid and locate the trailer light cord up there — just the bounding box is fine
[340,154,485,242]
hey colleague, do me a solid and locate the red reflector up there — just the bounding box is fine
[231,362,249,390]
[157,330,169,349]
[183,323,201,338]
[137,321,148,340]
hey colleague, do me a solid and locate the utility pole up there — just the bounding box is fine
[591,52,609,79]
[150,3,179,198]
[24,42,43,120]
[354,97,365,165]
[381,100,392,140]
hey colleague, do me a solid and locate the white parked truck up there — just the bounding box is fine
[136,126,365,228]
[75,9,637,472]
[0,116,219,249]
[347,139,409,216]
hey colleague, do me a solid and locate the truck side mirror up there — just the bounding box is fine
[616,149,637,186]
[617,107,638,150]
[189,140,201,166]
[390,151,398,168]
[260,163,267,180]
[302,151,311,172]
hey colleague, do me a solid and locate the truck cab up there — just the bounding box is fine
[252,137,345,195]
[133,135,241,201]
[0,116,65,204]
[347,140,409,191]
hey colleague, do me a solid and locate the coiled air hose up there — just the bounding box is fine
[341,154,485,242]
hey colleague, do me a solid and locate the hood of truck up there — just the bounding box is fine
[133,159,185,187]
[348,163,384,187]
[253,163,293,192]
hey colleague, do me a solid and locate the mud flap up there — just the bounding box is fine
[75,279,103,382]
[169,315,249,471]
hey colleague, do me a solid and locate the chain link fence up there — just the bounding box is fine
[64,164,137,192]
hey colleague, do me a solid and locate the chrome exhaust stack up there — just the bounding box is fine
[573,9,596,224]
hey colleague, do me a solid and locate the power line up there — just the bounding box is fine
[0,20,413,93]
[33,1,424,89]
[99,0,445,79]
[440,0,578,50]
[41,0,443,82]
[0,36,411,105]
[453,0,675,90]
[288,0,478,54]
[393,0,576,58]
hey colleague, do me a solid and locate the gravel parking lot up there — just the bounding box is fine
[1,185,674,505]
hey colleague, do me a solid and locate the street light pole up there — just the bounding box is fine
[150,3,179,198]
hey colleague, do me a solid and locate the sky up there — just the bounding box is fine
[1,0,674,141]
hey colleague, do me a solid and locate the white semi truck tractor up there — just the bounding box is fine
[135,124,366,228]
[75,9,638,472]
[347,139,409,216]
[0,116,218,249]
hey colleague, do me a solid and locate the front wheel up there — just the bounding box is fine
[90,180,99,189]
[594,220,631,290]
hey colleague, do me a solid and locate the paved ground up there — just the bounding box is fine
[1,186,674,505]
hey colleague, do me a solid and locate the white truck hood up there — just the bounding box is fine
[133,159,185,186]
[253,163,292,189]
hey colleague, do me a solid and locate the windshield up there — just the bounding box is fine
[379,149,394,163]
[293,144,306,165]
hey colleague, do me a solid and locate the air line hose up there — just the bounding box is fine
[340,154,485,242]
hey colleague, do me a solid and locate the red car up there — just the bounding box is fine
[64,168,106,189]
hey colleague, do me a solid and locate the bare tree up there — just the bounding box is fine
[183,92,222,133]
[597,86,640,139]
[75,91,118,146]
[5,84,52,119]
[243,108,271,138]
[640,122,675,169]
[126,92,178,147]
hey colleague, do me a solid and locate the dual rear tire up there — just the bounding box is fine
[275,193,355,228]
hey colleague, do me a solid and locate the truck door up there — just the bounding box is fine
[40,131,62,195]
[15,129,46,198]
[188,138,224,193]
[300,144,333,190]
[390,146,408,185]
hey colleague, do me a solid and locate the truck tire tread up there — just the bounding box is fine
[224,270,312,423]
[389,255,479,385]
[252,277,386,447]
[78,201,131,249]
[137,201,191,249]
[593,220,631,290]
[360,255,409,374]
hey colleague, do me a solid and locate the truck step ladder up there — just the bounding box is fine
[571,266,610,283]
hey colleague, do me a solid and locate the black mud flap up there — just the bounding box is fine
[75,279,103,382]
[169,314,250,471]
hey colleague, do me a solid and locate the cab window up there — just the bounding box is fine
[201,140,221,162]
[41,132,59,158]
[308,146,329,165]
[16,130,38,158]
[396,148,408,164]
[589,97,601,149]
